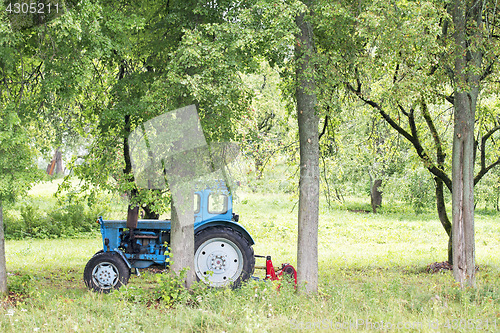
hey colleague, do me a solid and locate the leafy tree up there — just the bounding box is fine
[228,0,322,292]
[40,0,259,286]
[447,0,500,288]
[0,5,44,293]
[313,1,500,280]
[318,100,416,212]
[294,0,320,293]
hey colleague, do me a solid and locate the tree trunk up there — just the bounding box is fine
[452,91,476,288]
[46,148,63,176]
[124,115,139,231]
[55,149,63,175]
[170,186,196,288]
[295,1,319,294]
[0,204,7,294]
[370,179,383,213]
[451,0,480,288]
[255,155,264,180]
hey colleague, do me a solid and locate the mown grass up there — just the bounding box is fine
[1,180,500,332]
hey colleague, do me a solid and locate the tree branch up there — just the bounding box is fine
[421,100,446,166]
[474,125,500,184]
[440,92,455,105]
[474,156,500,185]
[479,56,497,81]
[393,62,400,84]
[398,103,409,117]
[318,113,329,141]
[345,81,452,191]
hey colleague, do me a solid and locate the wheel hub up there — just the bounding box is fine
[210,254,227,271]
[92,263,118,288]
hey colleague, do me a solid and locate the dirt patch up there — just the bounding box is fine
[348,209,371,214]
[1,292,28,308]
[426,261,452,273]
[142,267,168,274]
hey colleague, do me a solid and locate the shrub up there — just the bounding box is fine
[3,194,108,239]
[8,273,34,296]
[154,268,191,308]
[3,210,27,239]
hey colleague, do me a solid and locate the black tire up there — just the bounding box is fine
[194,226,255,288]
[83,252,130,293]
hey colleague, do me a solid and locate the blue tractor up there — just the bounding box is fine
[83,186,255,292]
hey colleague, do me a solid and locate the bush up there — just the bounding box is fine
[154,268,191,308]
[3,210,27,239]
[8,273,34,296]
[21,204,51,238]
[3,194,108,239]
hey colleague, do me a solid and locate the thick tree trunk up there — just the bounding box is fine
[295,2,319,294]
[451,0,479,288]
[452,91,476,288]
[170,186,196,288]
[0,204,7,294]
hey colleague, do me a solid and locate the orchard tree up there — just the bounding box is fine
[318,101,414,212]
[314,1,500,283]
[206,0,322,292]
[246,0,322,293]
[447,0,500,288]
[294,0,320,293]
[44,0,258,286]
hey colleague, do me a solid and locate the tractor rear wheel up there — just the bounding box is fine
[83,252,130,293]
[194,227,254,288]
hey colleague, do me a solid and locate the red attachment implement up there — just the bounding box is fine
[255,255,297,287]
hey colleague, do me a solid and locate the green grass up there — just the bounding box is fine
[2,181,500,332]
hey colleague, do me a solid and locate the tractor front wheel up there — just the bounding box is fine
[194,227,254,288]
[83,252,130,293]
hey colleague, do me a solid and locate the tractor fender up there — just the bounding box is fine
[194,221,255,246]
[107,248,133,270]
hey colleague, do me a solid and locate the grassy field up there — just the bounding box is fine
[1,181,500,332]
